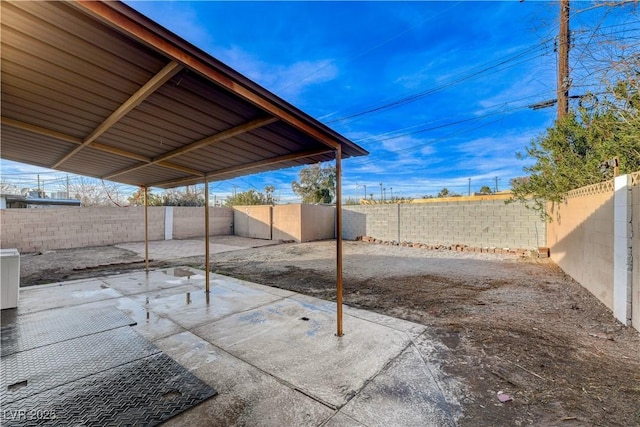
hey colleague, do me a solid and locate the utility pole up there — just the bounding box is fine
[557,0,570,119]
[494,177,500,193]
[468,178,471,196]
[383,187,386,201]
[379,183,383,201]
[66,175,70,199]
[390,187,393,200]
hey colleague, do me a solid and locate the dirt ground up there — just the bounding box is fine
[20,240,640,426]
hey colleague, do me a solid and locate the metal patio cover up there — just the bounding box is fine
[0,1,368,189]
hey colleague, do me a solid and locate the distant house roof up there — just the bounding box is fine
[1,194,81,207]
[0,1,368,189]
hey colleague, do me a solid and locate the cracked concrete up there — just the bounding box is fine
[12,266,461,426]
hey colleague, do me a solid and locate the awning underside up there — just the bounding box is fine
[1,1,367,189]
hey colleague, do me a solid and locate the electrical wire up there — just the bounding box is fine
[323,41,553,125]
[319,20,638,127]
[350,110,525,169]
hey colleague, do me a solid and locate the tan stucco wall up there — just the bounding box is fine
[632,184,640,330]
[240,204,335,243]
[547,192,615,309]
[271,204,335,242]
[272,204,301,241]
[233,206,272,240]
[301,204,335,242]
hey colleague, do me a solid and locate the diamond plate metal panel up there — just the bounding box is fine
[1,305,136,357]
[1,327,161,404]
[1,353,217,426]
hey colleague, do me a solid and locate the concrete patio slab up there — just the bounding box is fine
[209,272,297,298]
[78,297,186,342]
[7,267,460,426]
[341,304,427,339]
[156,331,334,427]
[193,297,415,409]
[16,279,123,314]
[133,280,285,330]
[340,345,456,427]
[322,412,367,426]
[102,269,206,296]
[115,236,279,262]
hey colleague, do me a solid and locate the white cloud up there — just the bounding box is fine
[214,46,339,102]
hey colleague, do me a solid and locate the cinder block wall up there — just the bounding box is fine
[172,206,233,239]
[342,205,397,242]
[547,191,614,309]
[0,207,163,253]
[342,199,545,249]
[0,206,234,253]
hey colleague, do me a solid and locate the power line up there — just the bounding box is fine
[352,89,557,145]
[323,41,553,125]
[350,111,522,168]
[319,19,636,127]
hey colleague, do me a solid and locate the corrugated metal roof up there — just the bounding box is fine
[0,1,367,189]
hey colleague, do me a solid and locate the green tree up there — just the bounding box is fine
[224,186,276,207]
[128,187,162,206]
[437,188,451,198]
[478,186,493,195]
[291,164,336,204]
[511,79,640,219]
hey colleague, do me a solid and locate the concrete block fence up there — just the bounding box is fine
[1,200,545,254]
[0,206,233,253]
[342,199,546,250]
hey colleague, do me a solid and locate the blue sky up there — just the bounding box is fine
[2,1,637,202]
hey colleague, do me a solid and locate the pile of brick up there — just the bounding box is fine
[358,236,541,257]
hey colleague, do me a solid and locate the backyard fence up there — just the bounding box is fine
[0,206,233,253]
[342,198,545,250]
[547,171,639,330]
[4,181,636,332]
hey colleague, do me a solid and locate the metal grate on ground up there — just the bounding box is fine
[1,352,217,427]
[1,327,161,404]
[1,303,216,426]
[1,305,136,357]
